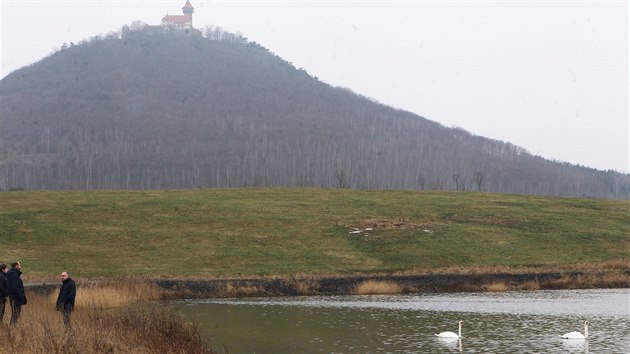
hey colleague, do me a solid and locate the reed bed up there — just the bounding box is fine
[70,275,163,308]
[453,269,629,293]
[216,282,265,297]
[540,271,630,290]
[482,282,510,292]
[0,277,213,354]
[405,258,630,276]
[480,279,541,292]
[354,280,403,295]
[292,277,321,295]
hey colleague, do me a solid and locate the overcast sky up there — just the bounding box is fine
[2,1,628,173]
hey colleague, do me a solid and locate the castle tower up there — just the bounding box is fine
[182,1,194,28]
[161,1,195,29]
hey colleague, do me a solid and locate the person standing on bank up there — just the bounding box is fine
[6,261,26,326]
[0,264,8,322]
[56,271,76,329]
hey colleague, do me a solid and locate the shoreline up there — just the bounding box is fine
[15,265,629,353]
[12,270,627,353]
[25,269,630,299]
[156,270,630,298]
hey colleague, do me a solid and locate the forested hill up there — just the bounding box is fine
[0,26,628,198]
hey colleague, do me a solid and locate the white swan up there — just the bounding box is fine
[434,320,463,338]
[560,320,589,339]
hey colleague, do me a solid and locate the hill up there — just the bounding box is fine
[0,26,629,198]
[2,189,629,279]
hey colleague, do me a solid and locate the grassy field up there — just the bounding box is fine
[1,188,629,281]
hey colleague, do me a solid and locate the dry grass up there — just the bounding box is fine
[483,282,509,292]
[598,272,630,287]
[295,281,320,295]
[216,282,264,297]
[0,276,213,354]
[600,258,630,270]
[65,276,162,309]
[473,269,629,293]
[479,279,541,292]
[516,279,541,291]
[405,258,630,276]
[354,280,403,295]
[541,271,630,290]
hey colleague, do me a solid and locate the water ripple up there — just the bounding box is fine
[173,289,630,353]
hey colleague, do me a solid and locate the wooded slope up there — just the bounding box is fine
[1,27,628,198]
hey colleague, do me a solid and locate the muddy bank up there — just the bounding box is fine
[156,270,630,298]
[23,270,628,299]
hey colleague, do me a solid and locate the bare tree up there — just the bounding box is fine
[417,175,426,190]
[473,171,485,191]
[336,169,349,188]
[452,174,461,191]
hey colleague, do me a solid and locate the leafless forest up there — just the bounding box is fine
[0,26,628,198]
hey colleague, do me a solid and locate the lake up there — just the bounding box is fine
[170,289,630,353]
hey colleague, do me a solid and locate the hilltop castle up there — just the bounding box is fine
[161,1,195,30]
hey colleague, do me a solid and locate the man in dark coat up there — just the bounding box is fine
[0,264,8,322]
[6,261,26,326]
[56,271,76,328]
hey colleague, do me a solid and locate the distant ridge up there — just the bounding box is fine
[0,25,628,198]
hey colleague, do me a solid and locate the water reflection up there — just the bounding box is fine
[436,337,462,352]
[170,289,629,353]
[561,339,589,353]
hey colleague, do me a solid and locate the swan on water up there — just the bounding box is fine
[434,320,463,338]
[560,320,589,339]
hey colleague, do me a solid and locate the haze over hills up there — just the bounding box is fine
[0,25,628,198]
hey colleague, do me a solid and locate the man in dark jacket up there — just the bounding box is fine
[0,264,8,322]
[6,261,26,326]
[56,271,76,328]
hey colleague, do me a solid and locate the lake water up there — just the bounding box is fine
[170,289,630,353]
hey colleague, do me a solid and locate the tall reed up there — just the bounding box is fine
[0,276,213,354]
[354,280,403,295]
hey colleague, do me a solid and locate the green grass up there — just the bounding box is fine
[0,188,628,280]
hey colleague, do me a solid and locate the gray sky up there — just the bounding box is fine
[2,0,628,173]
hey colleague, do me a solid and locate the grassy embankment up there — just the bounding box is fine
[0,277,212,354]
[1,188,629,291]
